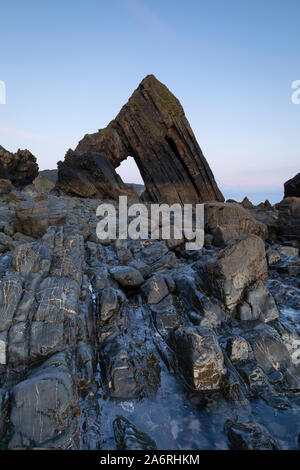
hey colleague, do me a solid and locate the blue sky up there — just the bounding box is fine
[0,0,299,203]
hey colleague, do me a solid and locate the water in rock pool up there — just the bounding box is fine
[79,293,300,450]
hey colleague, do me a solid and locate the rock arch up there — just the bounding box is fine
[58,75,224,204]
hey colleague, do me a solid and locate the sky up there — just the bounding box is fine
[0,0,299,204]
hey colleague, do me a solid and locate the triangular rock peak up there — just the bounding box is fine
[71,74,224,204]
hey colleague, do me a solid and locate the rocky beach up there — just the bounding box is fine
[0,75,299,451]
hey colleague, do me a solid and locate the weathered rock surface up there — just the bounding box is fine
[141,273,169,304]
[224,420,278,450]
[174,270,224,329]
[0,146,38,187]
[236,280,279,322]
[110,265,144,288]
[0,185,299,450]
[196,235,268,312]
[113,416,157,450]
[9,352,77,449]
[169,326,226,390]
[15,195,71,238]
[75,75,224,204]
[56,149,137,200]
[205,202,268,246]
[284,172,300,198]
[226,336,250,363]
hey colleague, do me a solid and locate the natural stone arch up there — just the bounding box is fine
[75,75,224,205]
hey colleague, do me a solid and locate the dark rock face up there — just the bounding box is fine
[284,173,300,198]
[55,149,137,200]
[224,420,278,450]
[0,146,38,187]
[75,75,224,204]
[113,416,157,450]
[277,197,300,241]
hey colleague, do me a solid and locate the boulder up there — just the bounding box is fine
[174,271,224,328]
[169,326,226,390]
[284,172,300,198]
[224,419,278,450]
[0,146,38,187]
[236,280,279,322]
[278,245,298,257]
[75,74,224,204]
[141,273,169,304]
[196,235,268,312]
[149,294,180,335]
[113,416,157,450]
[110,265,144,288]
[9,352,77,449]
[15,196,69,238]
[96,287,120,323]
[205,202,268,246]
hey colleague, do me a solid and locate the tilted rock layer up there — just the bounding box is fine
[74,74,224,204]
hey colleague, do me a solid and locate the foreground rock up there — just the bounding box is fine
[196,235,268,312]
[9,353,77,449]
[169,326,226,390]
[0,224,95,448]
[75,74,224,204]
[0,146,38,187]
[236,280,279,322]
[224,420,278,450]
[113,417,157,450]
[0,186,299,450]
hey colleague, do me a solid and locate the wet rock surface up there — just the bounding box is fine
[0,187,299,450]
[113,416,157,450]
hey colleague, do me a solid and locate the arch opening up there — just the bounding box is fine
[115,156,145,196]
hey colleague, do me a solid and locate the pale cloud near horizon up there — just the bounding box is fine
[0,126,64,146]
[218,166,298,190]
